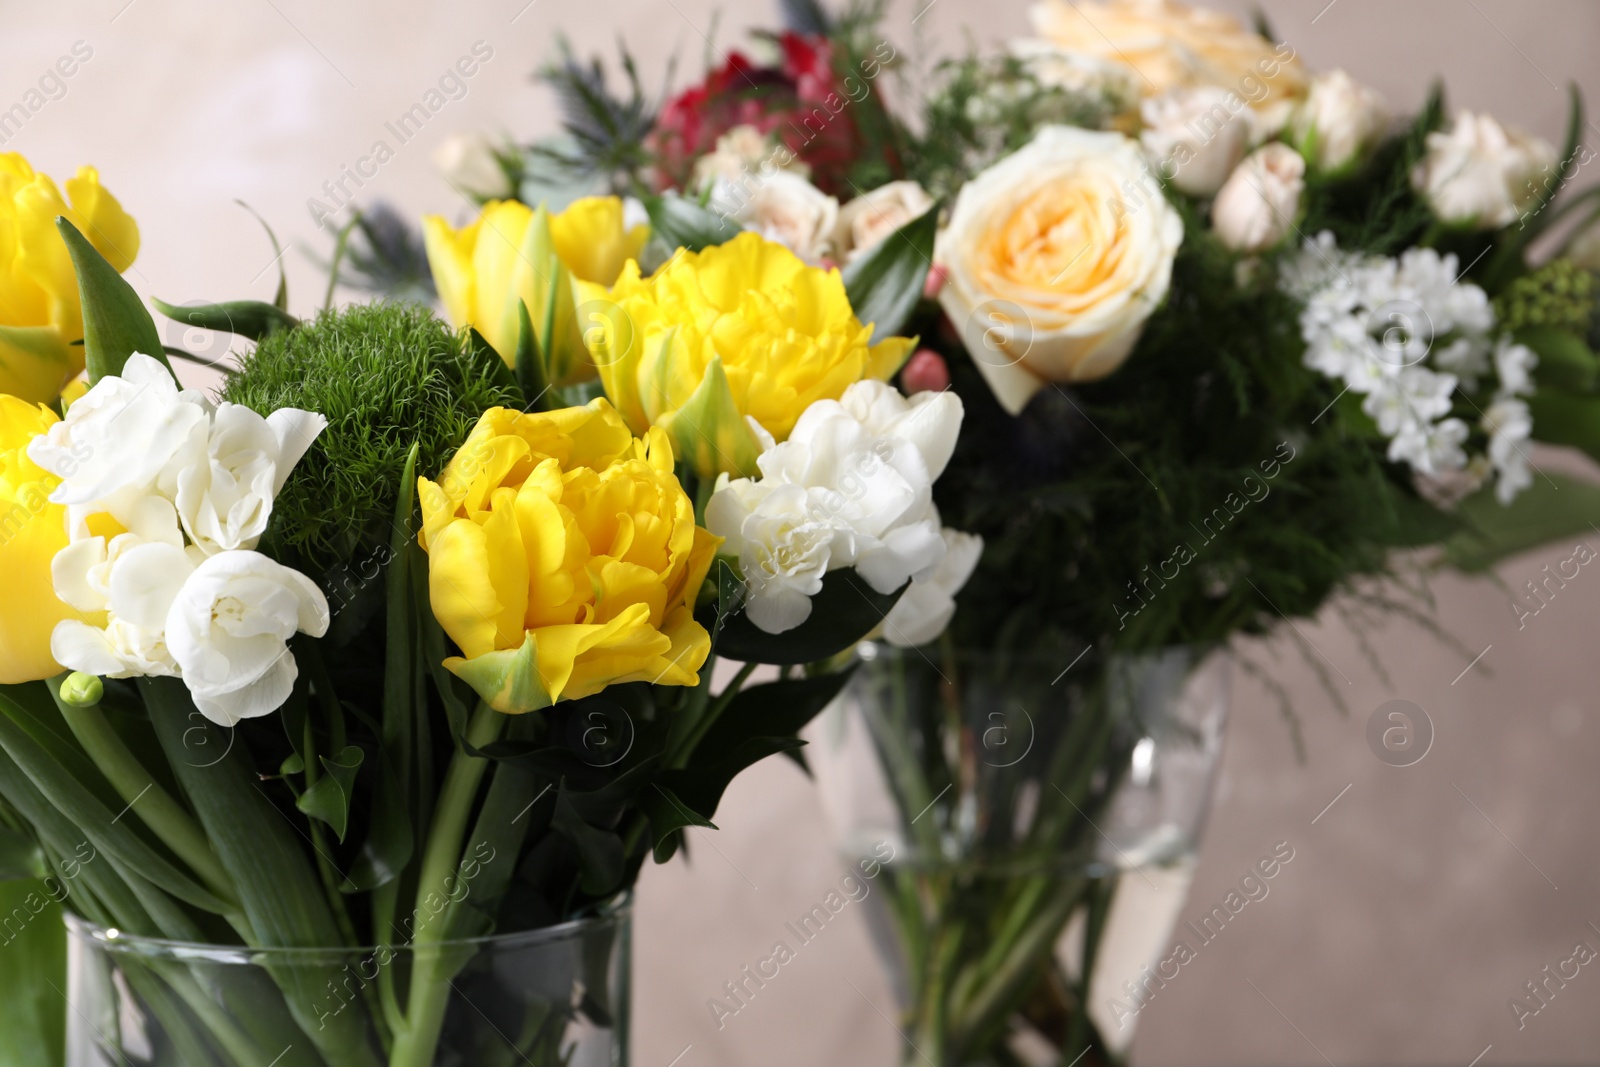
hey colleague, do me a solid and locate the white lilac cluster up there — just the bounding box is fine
[1282,232,1536,503]
[705,380,981,647]
[28,353,330,725]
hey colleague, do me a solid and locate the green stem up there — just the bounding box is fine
[389,701,505,1067]
[671,660,756,767]
[51,695,238,911]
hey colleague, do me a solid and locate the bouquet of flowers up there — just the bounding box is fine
[389,0,1600,1063]
[0,136,958,1064]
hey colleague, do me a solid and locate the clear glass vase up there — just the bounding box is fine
[810,644,1230,1067]
[64,898,631,1067]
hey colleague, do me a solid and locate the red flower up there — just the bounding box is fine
[647,33,863,197]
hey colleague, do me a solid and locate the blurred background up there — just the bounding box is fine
[4,1,1598,1063]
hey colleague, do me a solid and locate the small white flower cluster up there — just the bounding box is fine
[28,353,330,725]
[1283,232,1536,503]
[705,380,981,647]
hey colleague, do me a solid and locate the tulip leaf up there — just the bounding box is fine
[518,206,586,385]
[1442,471,1600,572]
[686,668,855,771]
[234,199,290,311]
[660,354,764,478]
[659,735,805,827]
[445,632,552,716]
[0,878,64,1067]
[640,783,715,864]
[1529,389,1600,463]
[641,193,740,254]
[152,297,299,343]
[703,567,909,665]
[516,299,553,411]
[295,745,365,842]
[841,204,937,345]
[549,789,625,896]
[0,826,47,882]
[56,218,169,384]
[464,326,521,398]
[1520,325,1598,393]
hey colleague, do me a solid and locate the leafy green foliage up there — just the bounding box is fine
[222,302,522,570]
[329,201,438,304]
[842,203,937,344]
[1496,259,1597,334]
[532,38,660,195]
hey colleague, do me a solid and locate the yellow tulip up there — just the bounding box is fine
[582,232,914,479]
[417,397,718,712]
[0,395,89,683]
[423,197,648,383]
[0,155,140,404]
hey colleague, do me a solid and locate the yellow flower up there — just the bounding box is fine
[0,155,140,404]
[418,398,719,712]
[0,395,87,684]
[423,197,648,383]
[583,232,914,478]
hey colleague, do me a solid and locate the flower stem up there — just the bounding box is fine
[389,701,505,1067]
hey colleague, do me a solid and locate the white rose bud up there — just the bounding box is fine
[1411,111,1557,230]
[833,181,935,264]
[1140,87,1253,197]
[433,133,512,201]
[711,169,840,265]
[1288,70,1389,172]
[1212,142,1306,253]
[166,550,331,727]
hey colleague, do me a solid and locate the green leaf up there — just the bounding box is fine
[840,204,937,344]
[689,668,855,769]
[641,193,740,254]
[550,789,624,896]
[641,783,715,864]
[1443,472,1600,572]
[0,879,64,1067]
[1520,325,1598,392]
[465,325,521,395]
[660,736,805,825]
[1529,389,1600,462]
[295,745,364,842]
[234,199,291,311]
[516,298,553,411]
[152,297,299,342]
[661,354,764,478]
[704,568,909,665]
[55,218,168,383]
[0,827,46,881]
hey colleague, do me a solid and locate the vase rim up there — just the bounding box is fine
[63,891,632,962]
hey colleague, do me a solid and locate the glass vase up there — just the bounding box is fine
[64,897,631,1067]
[810,644,1229,1067]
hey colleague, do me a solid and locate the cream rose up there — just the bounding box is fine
[711,170,839,264]
[1411,111,1557,229]
[1026,0,1307,128]
[433,133,512,201]
[1140,86,1252,197]
[938,126,1184,414]
[1212,142,1305,252]
[1287,70,1389,172]
[833,181,935,264]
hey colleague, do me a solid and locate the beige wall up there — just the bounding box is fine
[5,1,1599,1063]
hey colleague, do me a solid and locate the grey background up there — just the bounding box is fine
[4,1,1598,1063]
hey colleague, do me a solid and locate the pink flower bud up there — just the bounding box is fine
[902,349,950,394]
[923,263,948,300]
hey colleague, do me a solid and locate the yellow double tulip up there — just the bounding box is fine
[0,396,86,683]
[584,232,914,478]
[0,154,140,404]
[423,196,647,383]
[418,398,718,712]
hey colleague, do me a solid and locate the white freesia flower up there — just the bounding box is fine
[711,169,839,264]
[165,551,331,727]
[433,133,512,201]
[1411,111,1556,229]
[1212,142,1305,252]
[1288,70,1388,172]
[28,352,209,533]
[1492,336,1537,399]
[51,531,195,679]
[833,181,935,264]
[1140,87,1251,197]
[938,126,1184,414]
[1484,398,1533,504]
[175,403,327,555]
[706,381,966,634]
[881,525,984,648]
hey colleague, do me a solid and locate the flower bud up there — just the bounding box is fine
[59,672,104,708]
[902,349,951,394]
[1288,70,1388,173]
[1212,143,1306,253]
[432,133,512,201]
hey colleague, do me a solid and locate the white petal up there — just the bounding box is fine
[265,408,328,494]
[107,541,195,632]
[51,620,127,676]
[193,654,299,727]
[52,537,109,613]
[745,584,815,635]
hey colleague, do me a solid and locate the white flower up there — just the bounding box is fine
[833,181,935,264]
[1388,416,1469,476]
[880,526,983,648]
[433,133,512,201]
[1212,142,1305,252]
[1288,70,1388,172]
[175,403,326,555]
[50,528,195,680]
[1492,336,1537,398]
[165,551,330,727]
[710,170,839,264]
[1360,366,1458,438]
[706,381,966,635]
[1139,87,1251,197]
[1484,398,1533,503]
[28,352,209,534]
[692,125,808,191]
[1411,111,1557,229]
[1007,38,1141,107]
[938,126,1184,414]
